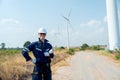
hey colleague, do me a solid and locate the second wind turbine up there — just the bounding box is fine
[62,10,71,49]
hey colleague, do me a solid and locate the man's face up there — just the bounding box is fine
[38,33,46,40]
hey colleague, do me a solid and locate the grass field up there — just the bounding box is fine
[0,48,72,80]
[0,49,30,80]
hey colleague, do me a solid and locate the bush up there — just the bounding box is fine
[55,46,65,51]
[67,48,75,55]
[115,54,120,60]
[60,46,65,49]
[107,50,114,53]
[115,49,120,60]
[115,49,120,53]
[91,45,102,50]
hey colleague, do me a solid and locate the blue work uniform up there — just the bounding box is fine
[22,38,54,80]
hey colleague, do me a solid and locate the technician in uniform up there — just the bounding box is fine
[22,27,54,80]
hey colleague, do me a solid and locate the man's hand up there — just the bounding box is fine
[49,49,53,54]
[32,58,36,64]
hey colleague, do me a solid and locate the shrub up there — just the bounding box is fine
[55,47,65,51]
[107,50,114,53]
[115,49,120,60]
[115,54,120,60]
[115,49,120,53]
[91,45,102,50]
[67,48,75,55]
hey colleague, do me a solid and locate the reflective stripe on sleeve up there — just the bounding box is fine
[23,47,30,52]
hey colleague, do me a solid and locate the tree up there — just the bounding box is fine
[23,41,31,47]
[81,43,89,50]
[1,43,5,49]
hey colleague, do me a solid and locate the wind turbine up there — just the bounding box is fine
[62,10,71,49]
[106,0,120,50]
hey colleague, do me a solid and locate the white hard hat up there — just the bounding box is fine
[38,27,47,34]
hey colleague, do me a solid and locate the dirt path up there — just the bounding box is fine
[53,51,120,80]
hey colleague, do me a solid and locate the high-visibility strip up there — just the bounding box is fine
[23,47,30,52]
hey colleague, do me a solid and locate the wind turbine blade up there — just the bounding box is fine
[62,16,69,21]
[68,9,72,18]
[67,20,71,27]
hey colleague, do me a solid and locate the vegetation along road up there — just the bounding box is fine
[53,51,120,80]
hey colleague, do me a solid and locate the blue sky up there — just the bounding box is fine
[0,0,120,48]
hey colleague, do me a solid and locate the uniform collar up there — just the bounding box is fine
[38,38,48,43]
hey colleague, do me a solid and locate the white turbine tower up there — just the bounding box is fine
[106,0,120,50]
[62,10,71,49]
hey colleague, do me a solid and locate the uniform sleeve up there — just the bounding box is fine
[22,42,34,61]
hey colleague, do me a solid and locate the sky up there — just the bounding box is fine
[0,0,120,48]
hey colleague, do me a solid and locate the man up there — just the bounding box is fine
[22,27,54,80]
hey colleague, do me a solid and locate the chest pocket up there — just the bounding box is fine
[36,41,47,52]
[35,47,42,51]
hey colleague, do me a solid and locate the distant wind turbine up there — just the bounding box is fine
[62,10,72,49]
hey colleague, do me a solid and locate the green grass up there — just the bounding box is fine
[97,50,118,60]
[115,49,120,60]
[67,48,75,55]
[0,49,21,56]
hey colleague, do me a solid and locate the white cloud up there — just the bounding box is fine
[74,18,108,46]
[80,20,101,27]
[0,18,19,24]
